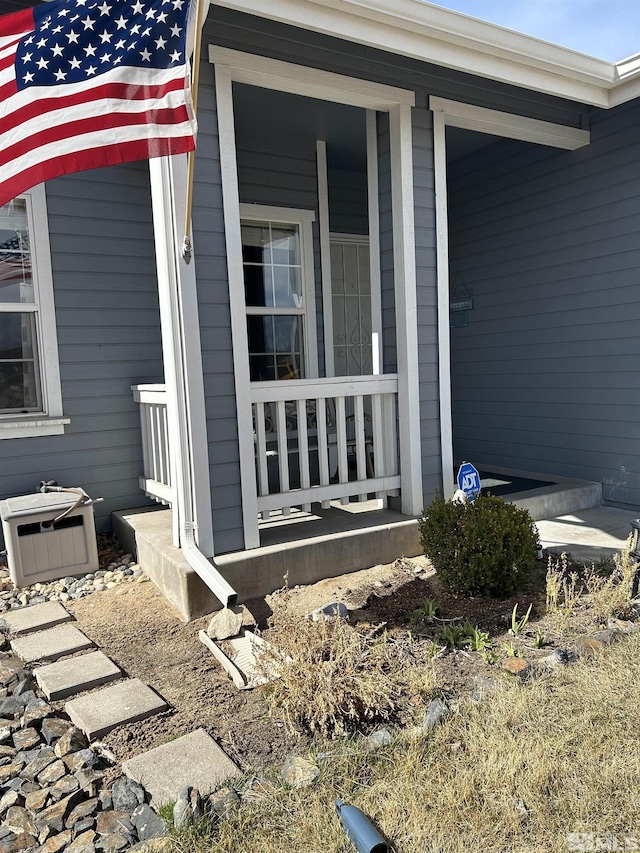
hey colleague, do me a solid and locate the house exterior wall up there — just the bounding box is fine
[449,99,640,506]
[0,162,163,536]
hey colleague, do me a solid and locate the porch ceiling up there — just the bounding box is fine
[232,83,367,171]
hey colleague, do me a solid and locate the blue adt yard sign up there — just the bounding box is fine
[457,462,481,500]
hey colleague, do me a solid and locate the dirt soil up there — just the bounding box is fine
[65,545,612,777]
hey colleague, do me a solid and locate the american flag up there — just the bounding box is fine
[0,231,30,287]
[0,0,197,206]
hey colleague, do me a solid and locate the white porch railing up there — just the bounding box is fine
[251,374,400,517]
[132,384,173,505]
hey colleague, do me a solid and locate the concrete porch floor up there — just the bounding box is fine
[113,468,638,621]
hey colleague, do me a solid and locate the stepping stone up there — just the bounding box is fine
[65,679,167,740]
[122,728,240,806]
[1,601,73,637]
[10,624,94,664]
[35,651,122,701]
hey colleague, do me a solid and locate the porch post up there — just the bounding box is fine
[149,155,215,556]
[389,103,424,516]
[213,63,261,549]
[432,107,455,500]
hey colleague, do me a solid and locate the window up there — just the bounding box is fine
[0,187,66,438]
[240,205,317,382]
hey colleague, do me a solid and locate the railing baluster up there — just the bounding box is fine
[372,392,385,500]
[276,400,290,515]
[297,399,311,512]
[316,397,331,509]
[336,395,348,505]
[354,394,367,501]
[255,402,269,499]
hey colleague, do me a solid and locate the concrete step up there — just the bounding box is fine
[0,601,73,636]
[65,678,167,740]
[10,623,94,664]
[35,650,122,701]
[122,728,240,806]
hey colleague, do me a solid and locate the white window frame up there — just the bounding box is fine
[0,185,67,439]
[239,203,318,381]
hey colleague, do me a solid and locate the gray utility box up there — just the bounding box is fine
[0,491,99,589]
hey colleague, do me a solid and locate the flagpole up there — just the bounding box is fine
[181,0,204,263]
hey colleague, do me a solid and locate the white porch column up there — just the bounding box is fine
[148,155,215,556]
[389,103,424,516]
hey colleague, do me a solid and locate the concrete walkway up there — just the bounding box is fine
[537,505,638,563]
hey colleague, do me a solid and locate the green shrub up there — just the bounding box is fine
[419,493,537,597]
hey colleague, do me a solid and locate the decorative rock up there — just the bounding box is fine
[54,728,87,757]
[37,759,67,785]
[66,829,96,853]
[0,791,22,816]
[41,718,74,746]
[281,756,320,789]
[71,816,96,837]
[24,788,50,812]
[578,637,604,656]
[608,618,637,634]
[207,786,240,819]
[62,748,97,772]
[111,778,145,814]
[34,791,83,834]
[0,761,25,785]
[538,648,577,668]
[366,728,393,749]
[21,699,54,727]
[74,768,104,796]
[40,830,72,852]
[173,786,203,829]
[20,749,55,781]
[4,806,37,837]
[591,627,622,646]
[0,831,38,851]
[66,798,99,829]
[95,832,131,851]
[12,729,40,751]
[501,657,530,678]
[422,697,450,731]
[96,811,134,837]
[130,805,168,842]
[50,774,80,801]
[309,602,349,622]
[206,608,243,641]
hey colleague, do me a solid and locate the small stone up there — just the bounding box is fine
[578,637,604,656]
[18,750,55,782]
[172,787,203,829]
[95,811,134,837]
[281,756,320,789]
[37,759,67,785]
[130,805,168,841]
[66,829,96,853]
[538,648,577,668]
[95,833,131,851]
[41,719,74,746]
[35,791,83,834]
[63,749,97,772]
[54,728,87,757]
[73,817,97,836]
[110,777,145,813]
[0,744,16,758]
[422,697,449,731]
[309,602,349,622]
[97,791,112,812]
[50,774,80,801]
[206,787,240,819]
[0,761,25,785]
[4,806,37,837]
[0,791,22,816]
[66,798,98,830]
[592,627,622,646]
[39,830,72,852]
[501,657,530,677]
[11,730,40,751]
[0,697,25,717]
[366,728,393,749]
[21,700,54,727]
[24,788,51,812]
[0,831,38,851]
[74,768,103,795]
[206,607,243,641]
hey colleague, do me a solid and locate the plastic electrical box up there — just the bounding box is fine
[0,490,99,588]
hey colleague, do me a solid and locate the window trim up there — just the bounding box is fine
[0,185,67,439]
[239,203,318,381]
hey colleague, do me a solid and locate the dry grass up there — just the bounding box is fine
[584,540,639,623]
[256,592,434,738]
[161,629,640,853]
